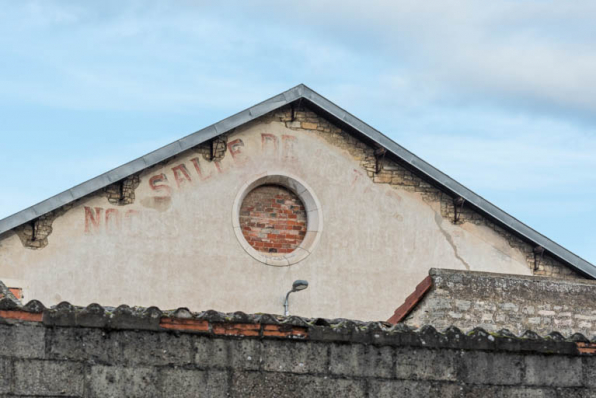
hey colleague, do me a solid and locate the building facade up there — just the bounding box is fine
[0,85,592,321]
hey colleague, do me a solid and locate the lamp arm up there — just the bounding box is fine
[283,290,294,316]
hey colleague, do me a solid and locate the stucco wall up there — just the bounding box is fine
[0,107,576,320]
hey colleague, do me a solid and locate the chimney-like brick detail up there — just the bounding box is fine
[240,185,307,254]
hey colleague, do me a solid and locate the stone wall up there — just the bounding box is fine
[2,299,596,397]
[402,268,596,337]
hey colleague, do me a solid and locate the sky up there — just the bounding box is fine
[0,1,595,264]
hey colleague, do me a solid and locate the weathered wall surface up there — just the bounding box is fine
[2,304,596,397]
[404,268,596,337]
[0,106,580,320]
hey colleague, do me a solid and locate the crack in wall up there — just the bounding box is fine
[433,210,471,271]
[269,104,581,279]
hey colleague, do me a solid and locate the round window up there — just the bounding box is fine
[232,173,322,266]
[240,185,307,254]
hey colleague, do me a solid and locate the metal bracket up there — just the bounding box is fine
[533,246,545,271]
[374,147,386,173]
[453,197,465,223]
[30,220,37,241]
[209,139,215,161]
[291,98,302,122]
[119,180,125,201]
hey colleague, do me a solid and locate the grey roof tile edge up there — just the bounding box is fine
[0,280,20,305]
[0,298,592,354]
[0,84,593,277]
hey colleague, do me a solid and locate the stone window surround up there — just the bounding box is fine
[232,172,323,267]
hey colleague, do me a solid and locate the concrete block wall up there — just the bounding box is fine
[2,300,596,397]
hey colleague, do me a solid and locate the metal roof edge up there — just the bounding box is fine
[300,85,595,278]
[1,83,594,278]
[0,84,305,235]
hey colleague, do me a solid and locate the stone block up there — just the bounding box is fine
[369,380,462,397]
[231,372,366,398]
[0,324,45,359]
[0,358,11,394]
[88,365,159,398]
[300,122,318,130]
[582,357,596,388]
[47,327,111,363]
[195,336,229,368]
[460,351,523,385]
[261,340,327,374]
[524,355,582,387]
[159,369,228,398]
[551,388,596,398]
[13,359,85,396]
[461,385,557,398]
[395,347,458,381]
[329,343,393,378]
[229,338,262,371]
[113,330,194,366]
[195,336,262,370]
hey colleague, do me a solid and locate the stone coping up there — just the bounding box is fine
[430,267,596,286]
[3,298,596,357]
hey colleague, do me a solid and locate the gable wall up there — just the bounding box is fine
[0,105,583,321]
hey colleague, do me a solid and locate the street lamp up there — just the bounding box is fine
[283,280,308,316]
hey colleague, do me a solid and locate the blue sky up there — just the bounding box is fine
[0,1,595,264]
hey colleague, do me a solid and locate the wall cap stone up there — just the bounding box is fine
[2,277,596,357]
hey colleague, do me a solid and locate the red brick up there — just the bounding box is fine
[213,323,260,337]
[0,310,42,322]
[160,318,209,332]
[240,185,307,254]
[263,324,308,338]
